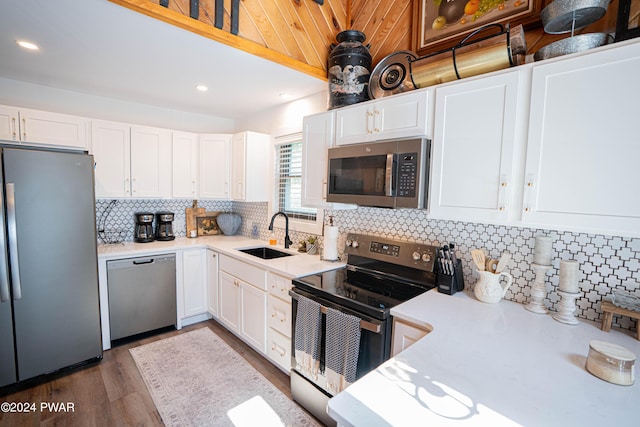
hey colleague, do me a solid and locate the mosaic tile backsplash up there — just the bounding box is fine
[97,200,639,333]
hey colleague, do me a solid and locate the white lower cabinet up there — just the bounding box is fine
[391,318,431,356]
[206,250,219,318]
[182,249,208,319]
[218,255,267,354]
[267,272,293,372]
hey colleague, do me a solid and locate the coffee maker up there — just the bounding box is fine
[134,212,155,243]
[155,211,175,241]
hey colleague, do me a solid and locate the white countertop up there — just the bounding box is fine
[328,290,640,427]
[98,236,344,279]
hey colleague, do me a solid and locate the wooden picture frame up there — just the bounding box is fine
[196,215,220,236]
[412,0,544,55]
[615,0,640,42]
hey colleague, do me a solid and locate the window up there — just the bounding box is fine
[274,134,316,222]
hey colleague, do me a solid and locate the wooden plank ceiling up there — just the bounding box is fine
[110,0,635,80]
[110,0,412,79]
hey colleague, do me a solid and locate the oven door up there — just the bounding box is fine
[289,287,391,425]
[289,287,391,386]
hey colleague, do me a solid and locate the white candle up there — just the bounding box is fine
[559,259,580,293]
[533,235,552,265]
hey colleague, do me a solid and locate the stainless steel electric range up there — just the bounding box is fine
[289,233,443,426]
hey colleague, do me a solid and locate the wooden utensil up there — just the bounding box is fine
[471,249,486,271]
[496,253,512,273]
[485,258,498,273]
[185,200,205,237]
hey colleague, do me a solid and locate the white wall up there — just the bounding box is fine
[0,77,235,133]
[234,91,328,136]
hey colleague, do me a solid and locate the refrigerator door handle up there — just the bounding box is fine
[6,183,22,300]
[0,183,8,302]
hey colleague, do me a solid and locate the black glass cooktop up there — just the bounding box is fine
[292,265,435,319]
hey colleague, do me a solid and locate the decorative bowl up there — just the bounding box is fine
[216,213,242,236]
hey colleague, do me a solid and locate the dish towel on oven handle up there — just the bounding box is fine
[325,307,361,395]
[294,294,322,381]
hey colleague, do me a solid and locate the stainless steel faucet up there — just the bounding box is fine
[268,211,293,249]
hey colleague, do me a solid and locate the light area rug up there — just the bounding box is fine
[129,327,320,427]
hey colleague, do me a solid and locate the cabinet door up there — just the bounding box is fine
[240,281,267,354]
[335,102,372,145]
[391,319,430,356]
[218,270,240,331]
[182,250,207,318]
[172,131,199,198]
[231,131,269,201]
[130,125,172,198]
[0,105,20,142]
[199,134,231,199]
[523,42,640,237]
[430,71,521,223]
[91,120,131,198]
[230,133,247,200]
[302,112,333,207]
[207,250,219,318]
[19,108,88,149]
[375,90,430,140]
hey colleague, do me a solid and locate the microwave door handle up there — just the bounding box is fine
[385,153,395,197]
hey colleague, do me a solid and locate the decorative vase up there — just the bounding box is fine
[216,213,241,236]
[328,30,372,109]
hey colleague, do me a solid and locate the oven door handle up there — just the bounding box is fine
[290,292,382,334]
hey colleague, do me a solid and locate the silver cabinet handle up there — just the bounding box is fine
[0,183,8,302]
[11,117,17,140]
[22,118,27,140]
[6,183,22,300]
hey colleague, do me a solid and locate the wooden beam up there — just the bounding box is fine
[108,0,327,80]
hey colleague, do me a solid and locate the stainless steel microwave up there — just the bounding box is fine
[326,138,431,208]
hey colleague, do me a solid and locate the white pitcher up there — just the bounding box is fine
[474,270,513,303]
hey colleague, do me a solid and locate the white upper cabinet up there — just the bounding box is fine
[0,105,88,149]
[301,111,356,210]
[172,131,199,198]
[199,134,232,199]
[522,40,640,237]
[92,120,131,198]
[335,90,431,145]
[429,70,525,223]
[0,105,20,142]
[92,120,171,199]
[230,131,270,201]
[130,125,172,198]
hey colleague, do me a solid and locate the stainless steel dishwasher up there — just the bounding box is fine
[107,253,176,341]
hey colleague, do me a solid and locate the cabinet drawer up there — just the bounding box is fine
[268,296,291,338]
[267,272,292,301]
[220,254,267,290]
[267,328,291,372]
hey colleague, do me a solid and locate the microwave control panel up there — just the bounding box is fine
[397,152,417,197]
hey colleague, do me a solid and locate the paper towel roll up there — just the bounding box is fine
[323,226,339,260]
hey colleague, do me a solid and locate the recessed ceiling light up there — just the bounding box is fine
[279,93,293,99]
[16,40,40,51]
[195,85,208,92]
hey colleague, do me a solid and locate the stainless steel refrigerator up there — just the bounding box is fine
[0,145,102,387]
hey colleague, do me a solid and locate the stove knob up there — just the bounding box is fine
[346,239,353,247]
[412,251,421,261]
[422,253,431,262]
[351,241,359,248]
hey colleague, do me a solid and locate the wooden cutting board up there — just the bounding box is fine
[185,200,205,236]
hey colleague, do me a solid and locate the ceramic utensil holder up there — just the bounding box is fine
[553,290,580,325]
[525,263,552,314]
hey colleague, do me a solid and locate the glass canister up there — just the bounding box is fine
[327,30,372,109]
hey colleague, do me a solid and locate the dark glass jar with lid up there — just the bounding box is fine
[327,30,372,109]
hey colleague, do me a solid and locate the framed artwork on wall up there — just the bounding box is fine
[412,0,543,55]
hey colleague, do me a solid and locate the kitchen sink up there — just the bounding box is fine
[237,246,295,260]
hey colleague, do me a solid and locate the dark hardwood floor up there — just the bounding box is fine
[0,320,298,426]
